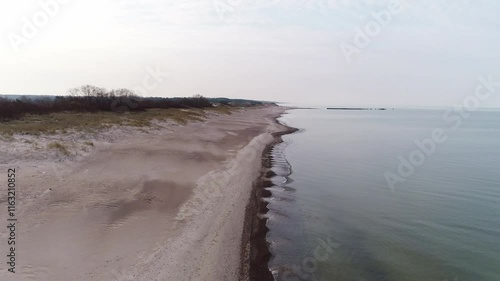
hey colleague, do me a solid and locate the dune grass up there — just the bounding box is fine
[48,142,70,155]
[210,105,235,115]
[83,141,94,146]
[0,106,237,136]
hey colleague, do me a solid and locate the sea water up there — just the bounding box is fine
[267,108,500,281]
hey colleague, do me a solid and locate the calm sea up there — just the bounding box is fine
[267,108,500,281]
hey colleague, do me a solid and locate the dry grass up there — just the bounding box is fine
[83,141,94,146]
[48,142,70,155]
[0,107,237,136]
[0,134,15,142]
[209,105,235,115]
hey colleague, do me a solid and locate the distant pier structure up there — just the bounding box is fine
[327,107,394,110]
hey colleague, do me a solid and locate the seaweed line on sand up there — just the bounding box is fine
[239,114,299,281]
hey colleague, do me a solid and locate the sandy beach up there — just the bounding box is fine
[0,105,290,281]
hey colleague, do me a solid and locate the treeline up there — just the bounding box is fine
[0,85,212,120]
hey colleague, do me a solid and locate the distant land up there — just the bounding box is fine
[0,94,269,106]
[0,94,52,100]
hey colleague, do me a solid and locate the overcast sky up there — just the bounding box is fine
[1,0,499,107]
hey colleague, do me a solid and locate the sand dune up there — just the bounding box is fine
[0,105,289,281]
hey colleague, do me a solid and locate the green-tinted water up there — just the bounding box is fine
[268,109,500,281]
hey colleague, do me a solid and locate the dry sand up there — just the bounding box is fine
[0,105,289,281]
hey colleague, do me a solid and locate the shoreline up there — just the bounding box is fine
[239,112,299,281]
[0,105,293,280]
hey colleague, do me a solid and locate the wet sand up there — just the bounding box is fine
[0,105,290,281]
[239,122,299,281]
